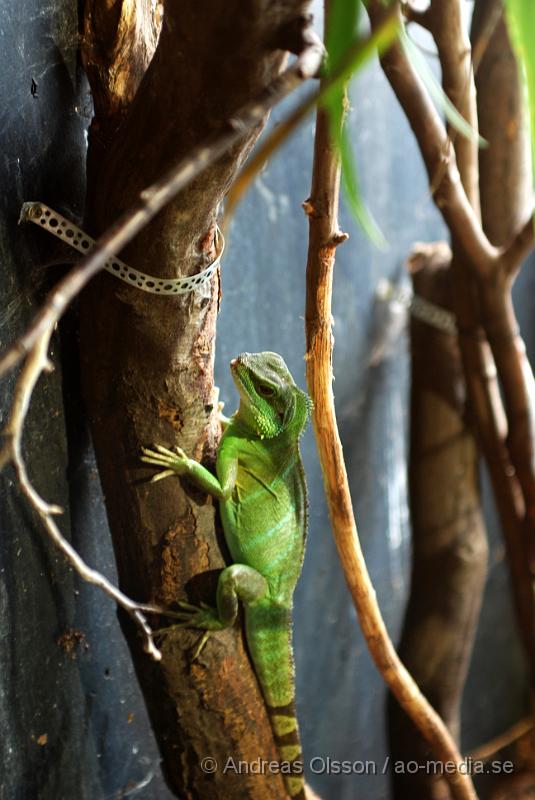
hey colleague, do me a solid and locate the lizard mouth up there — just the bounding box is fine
[230,356,250,396]
[230,355,271,408]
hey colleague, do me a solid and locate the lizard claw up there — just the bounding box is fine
[153,602,224,661]
[191,631,210,661]
[149,469,174,483]
[171,601,225,631]
[154,443,184,459]
[177,600,203,612]
[141,443,189,479]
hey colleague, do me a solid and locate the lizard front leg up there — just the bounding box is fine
[141,444,236,499]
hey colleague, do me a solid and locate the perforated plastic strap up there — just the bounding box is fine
[20,201,224,296]
[376,279,457,335]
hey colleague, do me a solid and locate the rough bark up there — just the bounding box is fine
[81,0,162,124]
[389,244,488,800]
[79,2,312,797]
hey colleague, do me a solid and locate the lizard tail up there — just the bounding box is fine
[245,604,306,799]
[266,699,306,799]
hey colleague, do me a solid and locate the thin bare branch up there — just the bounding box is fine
[0,32,325,666]
[0,34,324,381]
[304,11,477,798]
[401,1,431,29]
[366,1,534,279]
[225,13,398,223]
[430,0,480,213]
[0,329,171,660]
[502,216,535,277]
[469,717,535,763]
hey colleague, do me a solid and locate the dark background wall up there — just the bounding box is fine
[0,1,532,799]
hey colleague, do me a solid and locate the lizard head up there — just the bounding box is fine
[230,352,313,439]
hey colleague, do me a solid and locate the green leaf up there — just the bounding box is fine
[401,28,486,147]
[340,124,387,248]
[323,0,396,246]
[505,0,535,175]
[325,0,361,72]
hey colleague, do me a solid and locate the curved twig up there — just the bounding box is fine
[304,13,477,800]
[225,14,398,224]
[0,32,325,665]
[0,36,324,381]
[367,0,535,676]
[367,1,534,280]
[0,329,171,659]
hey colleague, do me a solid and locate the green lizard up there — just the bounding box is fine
[141,351,312,799]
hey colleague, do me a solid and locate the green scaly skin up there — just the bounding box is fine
[142,352,312,799]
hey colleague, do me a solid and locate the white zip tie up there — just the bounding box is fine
[19,201,224,296]
[376,279,457,335]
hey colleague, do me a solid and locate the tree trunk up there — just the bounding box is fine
[389,244,488,800]
[79,2,311,797]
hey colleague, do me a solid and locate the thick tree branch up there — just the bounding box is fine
[389,244,488,800]
[473,0,531,247]
[77,2,324,797]
[81,0,162,122]
[0,6,326,795]
[367,1,534,279]
[368,0,535,678]
[0,35,323,381]
[0,20,325,706]
[436,0,535,676]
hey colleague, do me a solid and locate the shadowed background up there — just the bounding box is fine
[0,0,531,798]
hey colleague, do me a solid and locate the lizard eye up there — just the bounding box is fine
[257,384,275,398]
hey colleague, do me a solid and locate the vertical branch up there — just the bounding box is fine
[389,244,488,800]
[426,0,535,681]
[367,0,535,682]
[473,0,532,244]
[79,2,318,797]
[429,0,481,214]
[472,0,535,545]
[81,0,162,123]
[388,10,489,795]
[303,11,477,799]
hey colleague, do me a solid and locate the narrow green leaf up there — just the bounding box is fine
[325,0,361,72]
[340,124,387,248]
[401,28,486,147]
[321,10,399,110]
[505,0,535,176]
[322,0,397,246]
